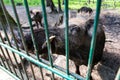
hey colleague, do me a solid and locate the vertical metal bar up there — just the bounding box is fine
[0,31,21,76]
[0,42,75,80]
[0,33,10,70]
[0,47,7,69]
[40,0,54,79]
[64,0,69,75]
[10,0,36,79]
[0,46,12,70]
[0,0,24,79]
[9,1,28,55]
[0,46,20,77]
[0,26,17,76]
[115,68,120,80]
[23,0,44,79]
[0,49,7,68]
[0,65,20,80]
[1,5,29,80]
[23,0,39,61]
[0,24,22,79]
[40,0,53,67]
[86,0,102,80]
[4,8,30,80]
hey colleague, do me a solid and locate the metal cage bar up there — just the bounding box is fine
[0,0,112,80]
[64,0,70,75]
[0,25,21,78]
[0,48,7,69]
[115,68,120,80]
[0,0,30,79]
[40,0,55,79]
[86,0,102,80]
[0,1,24,79]
[23,0,39,59]
[23,0,44,79]
[0,42,76,80]
[0,34,17,76]
[0,65,20,80]
[10,0,36,79]
[0,45,11,71]
[0,34,12,71]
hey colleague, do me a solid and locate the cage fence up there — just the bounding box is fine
[0,0,119,80]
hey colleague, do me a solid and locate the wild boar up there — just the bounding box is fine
[11,17,105,79]
[42,18,105,78]
[77,6,93,14]
[30,9,43,28]
[77,6,93,19]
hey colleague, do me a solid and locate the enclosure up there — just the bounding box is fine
[0,0,120,80]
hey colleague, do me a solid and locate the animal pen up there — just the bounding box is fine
[0,0,120,80]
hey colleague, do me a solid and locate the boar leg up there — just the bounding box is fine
[36,21,39,29]
[39,21,43,27]
[75,65,80,75]
[75,63,93,80]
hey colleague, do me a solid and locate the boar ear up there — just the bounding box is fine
[42,36,56,49]
[30,10,36,15]
[30,10,33,14]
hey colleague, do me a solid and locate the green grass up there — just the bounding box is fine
[3,0,120,9]
[4,0,41,6]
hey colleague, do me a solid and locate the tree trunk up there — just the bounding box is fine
[88,0,90,4]
[62,0,64,5]
[58,0,62,13]
[46,0,58,13]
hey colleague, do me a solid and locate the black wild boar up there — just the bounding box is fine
[77,6,93,19]
[77,6,93,14]
[69,18,105,75]
[30,10,63,28]
[30,9,43,28]
[42,18,105,78]
[11,17,105,79]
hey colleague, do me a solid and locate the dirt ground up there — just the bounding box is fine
[4,6,120,80]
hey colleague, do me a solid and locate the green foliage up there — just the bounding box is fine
[3,0,120,9]
[4,0,41,6]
